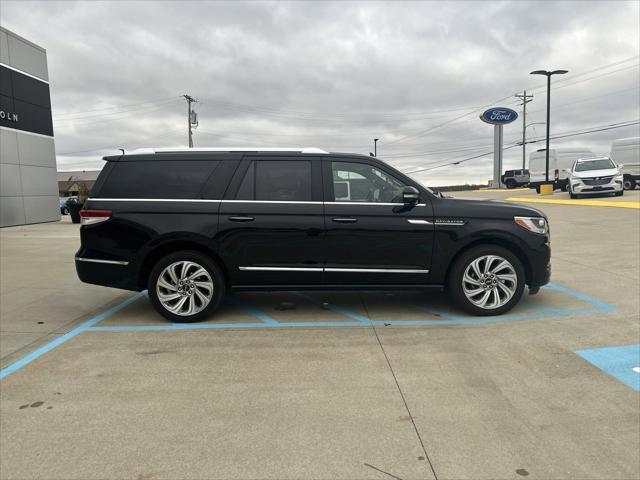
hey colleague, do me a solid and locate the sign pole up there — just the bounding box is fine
[480,107,517,189]
[493,124,503,188]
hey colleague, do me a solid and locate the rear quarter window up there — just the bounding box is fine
[97,160,220,199]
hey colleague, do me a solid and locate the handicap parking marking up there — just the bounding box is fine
[576,344,640,391]
[0,282,617,379]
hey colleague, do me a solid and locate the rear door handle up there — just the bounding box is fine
[332,217,357,223]
[229,216,255,222]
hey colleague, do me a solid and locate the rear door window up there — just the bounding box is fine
[235,160,312,201]
[98,160,219,198]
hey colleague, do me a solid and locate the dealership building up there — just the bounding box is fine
[1,27,58,227]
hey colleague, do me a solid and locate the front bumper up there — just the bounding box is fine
[570,177,623,194]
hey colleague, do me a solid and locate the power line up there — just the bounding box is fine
[402,120,640,175]
[53,96,182,119]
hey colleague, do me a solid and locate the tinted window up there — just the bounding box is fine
[99,160,219,198]
[331,161,407,203]
[235,162,255,200]
[253,160,311,201]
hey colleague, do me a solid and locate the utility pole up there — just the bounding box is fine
[183,94,197,148]
[515,91,534,170]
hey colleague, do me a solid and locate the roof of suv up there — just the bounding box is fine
[103,147,332,161]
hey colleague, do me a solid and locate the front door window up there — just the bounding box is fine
[331,161,407,203]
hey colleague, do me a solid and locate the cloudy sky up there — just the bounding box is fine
[2,0,639,186]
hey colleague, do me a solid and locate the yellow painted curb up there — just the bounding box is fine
[506,196,640,209]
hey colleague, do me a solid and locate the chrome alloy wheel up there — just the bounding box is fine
[156,261,214,316]
[462,254,517,310]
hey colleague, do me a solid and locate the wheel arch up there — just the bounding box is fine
[137,239,229,290]
[444,237,533,287]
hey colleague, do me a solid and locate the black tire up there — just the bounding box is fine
[615,190,624,197]
[560,182,569,192]
[570,192,578,199]
[505,179,516,189]
[623,176,636,191]
[148,250,225,323]
[447,245,525,316]
[535,185,541,194]
[62,207,69,215]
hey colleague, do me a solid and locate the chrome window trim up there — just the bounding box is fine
[76,257,129,266]
[221,200,324,205]
[88,198,222,203]
[88,198,427,206]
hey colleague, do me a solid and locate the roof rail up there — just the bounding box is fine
[126,147,329,155]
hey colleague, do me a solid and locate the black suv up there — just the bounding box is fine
[76,148,551,322]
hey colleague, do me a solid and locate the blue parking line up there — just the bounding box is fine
[0,291,146,380]
[576,344,640,391]
[0,283,619,380]
[225,296,279,324]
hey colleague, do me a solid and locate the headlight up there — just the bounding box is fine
[614,173,623,180]
[514,216,548,235]
[570,175,580,182]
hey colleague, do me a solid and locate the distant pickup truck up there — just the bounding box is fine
[501,169,529,189]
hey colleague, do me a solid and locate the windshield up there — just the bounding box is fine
[575,159,615,172]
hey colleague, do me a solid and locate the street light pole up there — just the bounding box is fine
[374,138,379,157]
[530,70,568,183]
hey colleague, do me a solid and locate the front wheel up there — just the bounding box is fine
[148,251,225,323]
[447,245,525,316]
[615,190,624,197]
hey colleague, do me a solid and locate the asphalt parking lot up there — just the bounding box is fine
[1,189,639,480]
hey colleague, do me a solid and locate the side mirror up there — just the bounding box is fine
[562,168,571,174]
[618,164,624,169]
[402,186,420,205]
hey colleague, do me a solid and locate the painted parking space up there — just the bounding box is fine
[576,344,640,391]
[0,282,616,380]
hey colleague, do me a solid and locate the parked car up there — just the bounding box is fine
[566,157,624,198]
[59,197,71,215]
[59,196,78,215]
[75,148,551,322]
[610,137,639,190]
[501,169,529,189]
[529,148,597,192]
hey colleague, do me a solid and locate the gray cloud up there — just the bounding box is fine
[2,0,638,185]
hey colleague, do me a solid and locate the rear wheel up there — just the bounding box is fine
[62,207,69,215]
[148,251,225,323]
[505,179,516,189]
[623,176,636,190]
[447,245,525,316]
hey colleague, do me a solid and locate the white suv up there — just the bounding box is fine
[567,157,624,198]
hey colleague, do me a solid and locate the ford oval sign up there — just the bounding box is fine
[480,107,518,125]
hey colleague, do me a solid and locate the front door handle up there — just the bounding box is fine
[229,216,255,222]
[332,217,358,223]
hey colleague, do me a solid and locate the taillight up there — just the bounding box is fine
[80,210,112,226]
